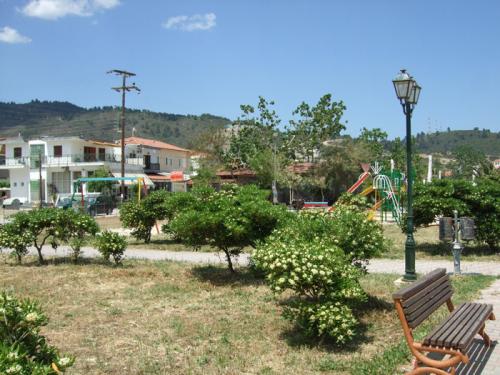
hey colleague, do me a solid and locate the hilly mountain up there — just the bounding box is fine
[0,100,231,148]
[390,129,500,158]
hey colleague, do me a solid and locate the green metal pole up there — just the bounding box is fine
[404,102,417,281]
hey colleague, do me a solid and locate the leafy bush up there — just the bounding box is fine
[253,237,365,344]
[0,291,74,374]
[120,190,173,243]
[252,205,385,343]
[7,208,61,264]
[0,223,33,263]
[55,210,99,262]
[95,231,127,264]
[269,208,384,271]
[168,184,288,272]
[335,192,371,210]
[412,177,500,250]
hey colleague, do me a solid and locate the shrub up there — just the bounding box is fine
[269,208,384,272]
[253,237,365,344]
[0,223,33,263]
[412,177,500,251]
[335,192,371,210]
[120,190,173,243]
[0,291,74,374]
[96,231,127,264]
[7,208,61,264]
[252,204,384,343]
[55,210,99,262]
[168,184,288,272]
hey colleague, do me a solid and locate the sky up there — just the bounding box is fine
[1,0,500,139]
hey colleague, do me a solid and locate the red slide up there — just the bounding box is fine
[347,172,370,193]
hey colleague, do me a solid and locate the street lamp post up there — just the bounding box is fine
[392,69,422,281]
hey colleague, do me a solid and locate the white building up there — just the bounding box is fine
[0,136,147,204]
[121,136,192,192]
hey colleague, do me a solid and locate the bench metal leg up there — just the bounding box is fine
[478,323,491,346]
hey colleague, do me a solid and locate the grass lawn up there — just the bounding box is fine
[380,224,500,261]
[0,256,494,374]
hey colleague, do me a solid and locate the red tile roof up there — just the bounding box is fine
[123,136,190,152]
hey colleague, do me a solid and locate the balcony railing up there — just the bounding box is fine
[144,162,160,171]
[0,156,29,167]
[0,154,146,168]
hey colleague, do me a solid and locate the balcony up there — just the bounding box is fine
[144,162,160,172]
[0,156,29,168]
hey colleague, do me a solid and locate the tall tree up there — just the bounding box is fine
[451,145,492,179]
[286,94,346,162]
[358,127,388,162]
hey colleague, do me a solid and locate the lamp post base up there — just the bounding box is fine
[403,236,417,281]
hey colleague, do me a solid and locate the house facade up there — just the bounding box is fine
[122,136,192,192]
[0,136,146,203]
[0,135,193,204]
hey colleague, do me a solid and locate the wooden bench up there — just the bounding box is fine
[392,268,495,375]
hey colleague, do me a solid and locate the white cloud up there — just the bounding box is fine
[0,26,32,44]
[163,13,216,32]
[21,0,120,20]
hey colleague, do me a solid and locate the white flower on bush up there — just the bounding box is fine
[7,351,19,360]
[58,356,72,367]
[6,365,22,374]
[25,312,39,322]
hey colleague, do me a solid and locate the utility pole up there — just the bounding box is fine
[107,69,140,200]
[39,151,43,208]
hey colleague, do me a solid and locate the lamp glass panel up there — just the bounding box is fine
[393,79,414,100]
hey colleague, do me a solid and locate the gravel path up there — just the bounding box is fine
[6,245,500,276]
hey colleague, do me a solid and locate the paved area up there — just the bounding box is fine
[15,246,500,276]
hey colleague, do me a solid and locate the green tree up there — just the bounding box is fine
[87,167,113,193]
[358,127,388,161]
[168,185,287,272]
[120,190,172,243]
[286,94,346,162]
[451,145,492,179]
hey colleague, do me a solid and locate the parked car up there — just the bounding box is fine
[86,195,115,216]
[2,197,28,209]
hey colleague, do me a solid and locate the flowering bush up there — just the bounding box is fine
[253,237,365,344]
[95,231,127,265]
[270,208,385,272]
[252,204,385,343]
[0,291,74,374]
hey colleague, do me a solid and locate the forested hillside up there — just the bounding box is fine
[411,129,500,157]
[0,100,231,148]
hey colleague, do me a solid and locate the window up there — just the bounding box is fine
[53,145,62,157]
[165,157,168,165]
[83,147,96,162]
[98,148,106,161]
[13,147,22,158]
[178,159,182,167]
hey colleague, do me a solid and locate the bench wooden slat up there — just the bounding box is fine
[423,303,493,350]
[439,303,480,347]
[402,274,449,309]
[406,287,453,329]
[456,304,492,350]
[392,268,447,300]
[403,276,451,316]
[423,302,471,346]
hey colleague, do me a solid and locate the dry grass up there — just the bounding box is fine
[381,224,500,261]
[0,257,413,375]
